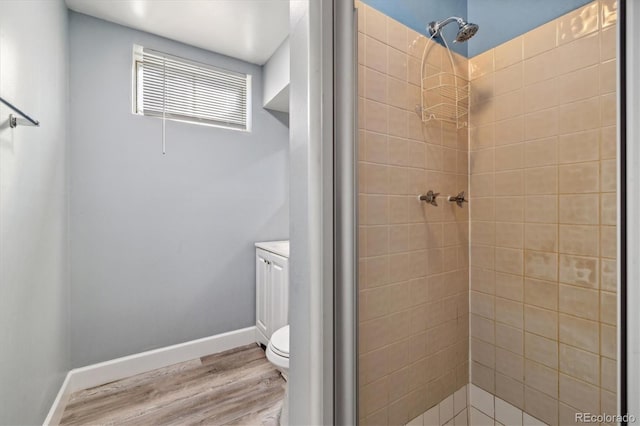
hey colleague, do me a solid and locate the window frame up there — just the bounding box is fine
[131,45,252,132]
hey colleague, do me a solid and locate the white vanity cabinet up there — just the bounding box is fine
[255,241,289,346]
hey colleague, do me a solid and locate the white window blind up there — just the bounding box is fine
[133,45,251,131]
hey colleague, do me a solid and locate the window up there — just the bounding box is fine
[133,45,251,131]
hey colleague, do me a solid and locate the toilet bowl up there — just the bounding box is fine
[266,325,289,378]
[266,325,289,424]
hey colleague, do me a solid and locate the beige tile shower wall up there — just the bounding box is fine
[468,1,618,425]
[355,2,470,424]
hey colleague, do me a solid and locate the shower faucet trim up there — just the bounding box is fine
[419,190,440,206]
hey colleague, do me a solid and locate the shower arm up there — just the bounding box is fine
[428,17,464,36]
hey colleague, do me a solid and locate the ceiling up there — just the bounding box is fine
[65,0,290,65]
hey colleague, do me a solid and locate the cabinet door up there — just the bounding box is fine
[255,251,270,340]
[268,254,289,335]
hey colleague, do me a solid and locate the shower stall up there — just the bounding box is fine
[355,1,620,424]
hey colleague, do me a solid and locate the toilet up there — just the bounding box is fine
[266,325,289,424]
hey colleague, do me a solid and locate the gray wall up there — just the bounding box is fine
[0,1,70,424]
[69,12,289,367]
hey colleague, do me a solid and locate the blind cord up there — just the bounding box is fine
[162,58,166,155]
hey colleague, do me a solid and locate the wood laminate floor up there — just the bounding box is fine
[60,344,285,426]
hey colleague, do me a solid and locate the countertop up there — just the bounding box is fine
[255,240,289,258]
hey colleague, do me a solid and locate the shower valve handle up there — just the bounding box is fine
[419,190,440,206]
[448,191,468,207]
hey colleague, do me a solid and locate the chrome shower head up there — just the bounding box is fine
[455,21,479,42]
[428,17,479,43]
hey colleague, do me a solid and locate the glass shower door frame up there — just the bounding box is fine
[622,0,639,419]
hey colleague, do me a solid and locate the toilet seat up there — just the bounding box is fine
[270,325,289,358]
[266,325,289,373]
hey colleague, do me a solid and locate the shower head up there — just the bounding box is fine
[455,21,479,42]
[428,17,479,43]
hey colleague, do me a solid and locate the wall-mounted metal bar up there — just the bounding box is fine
[0,96,40,127]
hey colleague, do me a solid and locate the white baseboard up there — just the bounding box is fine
[43,326,257,425]
[67,326,257,393]
[43,372,72,426]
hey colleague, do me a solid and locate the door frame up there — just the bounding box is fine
[333,0,358,424]
[319,0,640,422]
[623,0,640,419]
[325,0,640,423]
[288,0,347,423]
[288,0,358,422]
